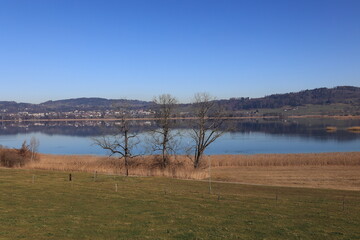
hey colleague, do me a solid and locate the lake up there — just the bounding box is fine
[0,118,359,155]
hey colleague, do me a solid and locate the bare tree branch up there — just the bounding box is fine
[189,93,226,168]
[29,136,39,161]
[93,106,139,176]
[148,94,178,168]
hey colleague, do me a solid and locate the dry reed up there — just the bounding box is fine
[347,126,360,132]
[25,154,208,179]
[22,152,360,180]
[208,152,360,167]
[325,126,337,132]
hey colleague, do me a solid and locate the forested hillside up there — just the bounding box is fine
[216,86,360,111]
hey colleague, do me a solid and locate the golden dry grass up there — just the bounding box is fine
[347,126,360,132]
[207,152,360,167]
[206,153,360,190]
[25,154,208,179]
[211,165,360,191]
[21,152,360,190]
[207,152,360,190]
[326,126,337,132]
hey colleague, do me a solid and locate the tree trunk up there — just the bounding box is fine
[162,132,168,168]
[124,129,129,176]
[194,148,202,168]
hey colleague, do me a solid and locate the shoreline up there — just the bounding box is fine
[38,151,360,158]
[20,152,360,191]
[1,114,360,122]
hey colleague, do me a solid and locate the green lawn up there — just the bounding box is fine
[1,168,359,239]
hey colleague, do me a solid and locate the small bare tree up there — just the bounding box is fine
[29,136,39,161]
[94,108,138,176]
[19,140,31,160]
[189,93,225,168]
[149,94,178,167]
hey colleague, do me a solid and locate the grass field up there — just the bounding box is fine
[1,168,360,239]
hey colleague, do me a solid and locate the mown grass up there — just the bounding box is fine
[1,168,360,239]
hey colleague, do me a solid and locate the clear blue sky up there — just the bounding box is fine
[0,0,359,103]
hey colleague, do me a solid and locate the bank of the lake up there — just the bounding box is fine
[20,152,360,191]
[1,115,360,122]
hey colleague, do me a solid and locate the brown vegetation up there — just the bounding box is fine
[24,152,360,173]
[20,152,360,189]
[326,126,337,132]
[5,151,360,190]
[0,148,25,167]
[26,154,208,179]
[0,142,38,168]
[208,152,360,167]
[347,126,360,132]
[207,153,360,190]
[210,166,360,191]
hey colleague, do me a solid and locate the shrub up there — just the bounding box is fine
[0,149,27,167]
[0,141,33,168]
[19,141,31,160]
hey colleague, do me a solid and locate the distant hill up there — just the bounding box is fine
[216,86,360,111]
[0,98,152,113]
[0,86,359,115]
[40,98,152,111]
[0,101,36,113]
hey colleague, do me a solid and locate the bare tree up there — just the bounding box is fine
[18,140,31,161]
[150,94,178,167]
[94,108,138,176]
[29,136,39,161]
[189,93,225,168]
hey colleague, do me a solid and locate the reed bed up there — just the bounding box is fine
[208,152,360,167]
[325,126,337,132]
[25,154,208,179]
[347,126,360,132]
[22,152,360,181]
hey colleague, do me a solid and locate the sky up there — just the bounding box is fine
[0,0,359,103]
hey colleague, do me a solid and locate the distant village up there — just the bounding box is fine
[0,109,155,121]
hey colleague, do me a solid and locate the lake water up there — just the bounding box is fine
[0,118,359,155]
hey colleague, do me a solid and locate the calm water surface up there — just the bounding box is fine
[0,119,359,155]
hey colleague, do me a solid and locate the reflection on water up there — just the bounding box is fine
[0,119,359,155]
